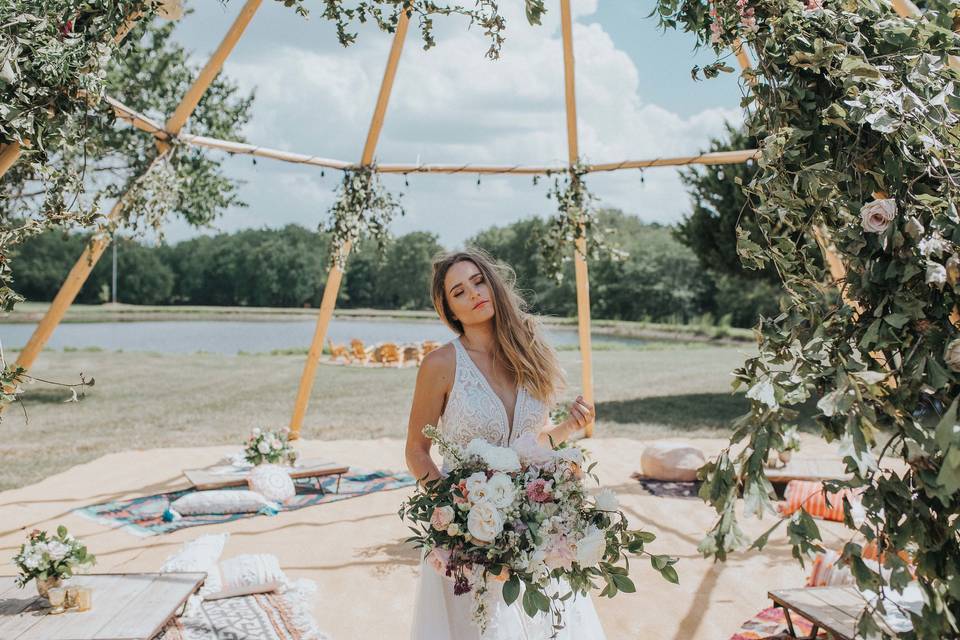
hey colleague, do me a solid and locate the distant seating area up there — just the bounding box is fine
[326,338,442,367]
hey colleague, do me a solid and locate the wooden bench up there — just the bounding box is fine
[183,458,349,492]
[0,572,205,640]
[768,587,898,639]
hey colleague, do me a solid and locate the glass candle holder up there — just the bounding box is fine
[47,587,66,614]
[75,587,92,612]
[64,586,79,609]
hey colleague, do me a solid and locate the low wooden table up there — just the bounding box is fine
[183,458,349,492]
[0,572,205,640]
[769,587,898,639]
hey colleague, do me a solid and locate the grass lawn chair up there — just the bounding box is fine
[402,343,423,366]
[328,339,351,363]
[350,338,371,365]
[374,342,402,367]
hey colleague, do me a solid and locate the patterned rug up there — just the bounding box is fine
[76,469,415,537]
[730,605,823,639]
[630,473,701,498]
[157,581,329,640]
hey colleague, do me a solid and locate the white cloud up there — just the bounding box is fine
[163,0,743,246]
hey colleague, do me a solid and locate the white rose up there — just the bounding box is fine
[467,500,504,543]
[511,433,555,467]
[484,473,517,509]
[575,526,607,567]
[593,488,619,513]
[257,440,271,454]
[44,541,70,561]
[482,446,521,473]
[860,198,897,233]
[926,261,947,289]
[944,339,960,373]
[465,472,489,503]
[465,438,493,460]
[252,427,262,437]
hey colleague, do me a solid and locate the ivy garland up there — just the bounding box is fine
[321,164,405,269]
[539,161,625,281]
[652,0,960,636]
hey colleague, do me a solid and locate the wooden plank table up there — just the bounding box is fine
[183,458,349,492]
[0,572,205,640]
[769,587,899,640]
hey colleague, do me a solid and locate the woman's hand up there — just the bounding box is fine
[566,394,595,430]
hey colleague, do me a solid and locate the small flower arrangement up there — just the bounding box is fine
[243,427,298,466]
[13,526,95,589]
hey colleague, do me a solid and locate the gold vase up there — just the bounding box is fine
[35,576,62,600]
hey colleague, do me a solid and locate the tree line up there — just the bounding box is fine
[11,206,782,328]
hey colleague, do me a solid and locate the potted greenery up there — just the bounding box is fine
[13,526,95,599]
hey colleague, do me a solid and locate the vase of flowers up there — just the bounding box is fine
[243,427,298,466]
[13,526,95,600]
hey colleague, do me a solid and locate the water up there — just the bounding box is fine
[0,318,640,355]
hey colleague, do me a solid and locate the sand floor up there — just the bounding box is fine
[0,436,850,639]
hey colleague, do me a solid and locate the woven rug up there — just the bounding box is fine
[76,469,415,537]
[157,580,329,640]
[730,605,822,639]
[630,472,701,498]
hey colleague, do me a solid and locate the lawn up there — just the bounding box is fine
[0,342,771,491]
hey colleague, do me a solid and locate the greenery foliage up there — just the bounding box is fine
[654,0,960,635]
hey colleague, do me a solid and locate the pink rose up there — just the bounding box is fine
[426,547,450,576]
[860,198,897,234]
[430,505,455,531]
[543,536,576,571]
[525,478,553,503]
[452,480,469,505]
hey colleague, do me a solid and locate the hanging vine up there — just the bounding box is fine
[321,164,405,269]
[540,161,625,281]
[653,0,960,636]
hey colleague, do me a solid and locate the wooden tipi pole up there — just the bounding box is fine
[10,0,263,379]
[288,10,411,439]
[559,0,595,437]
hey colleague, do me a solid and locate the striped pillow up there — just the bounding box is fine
[778,480,860,522]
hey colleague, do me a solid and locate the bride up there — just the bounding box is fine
[404,248,606,639]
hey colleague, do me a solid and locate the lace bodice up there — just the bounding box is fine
[439,337,551,455]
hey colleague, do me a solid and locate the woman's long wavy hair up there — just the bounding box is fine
[431,247,565,404]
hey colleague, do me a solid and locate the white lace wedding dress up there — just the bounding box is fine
[410,337,607,640]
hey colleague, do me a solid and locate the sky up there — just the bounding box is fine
[158,0,747,247]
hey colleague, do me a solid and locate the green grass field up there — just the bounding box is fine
[0,341,788,491]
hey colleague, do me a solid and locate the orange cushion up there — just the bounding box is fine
[778,480,860,522]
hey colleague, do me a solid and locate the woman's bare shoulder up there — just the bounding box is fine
[418,343,455,383]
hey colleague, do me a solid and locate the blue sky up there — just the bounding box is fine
[159,0,746,246]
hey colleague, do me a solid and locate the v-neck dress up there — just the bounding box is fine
[409,337,607,640]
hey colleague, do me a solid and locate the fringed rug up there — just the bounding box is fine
[730,605,822,639]
[76,469,415,537]
[157,579,329,640]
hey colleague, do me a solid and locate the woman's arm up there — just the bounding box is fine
[405,346,454,485]
[538,394,595,447]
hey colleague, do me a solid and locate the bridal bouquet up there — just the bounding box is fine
[243,426,298,466]
[400,426,677,634]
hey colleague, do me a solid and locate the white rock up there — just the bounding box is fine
[640,443,706,482]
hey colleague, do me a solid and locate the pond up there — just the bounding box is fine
[0,318,642,355]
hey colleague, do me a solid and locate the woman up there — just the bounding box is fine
[405,247,606,639]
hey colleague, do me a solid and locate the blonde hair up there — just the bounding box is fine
[431,247,565,404]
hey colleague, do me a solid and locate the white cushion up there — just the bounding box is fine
[167,490,279,518]
[203,554,288,601]
[640,443,706,482]
[247,464,296,503]
[160,533,229,595]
